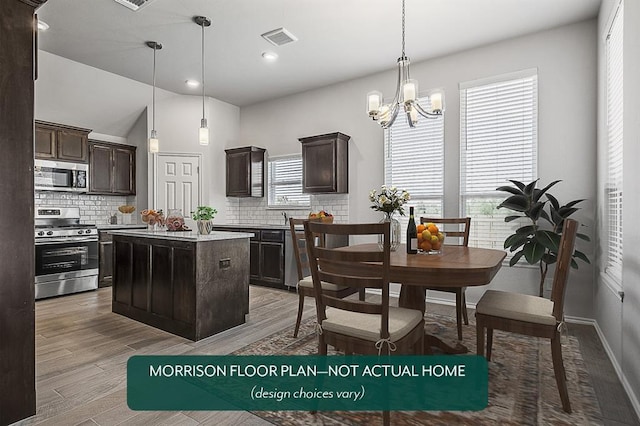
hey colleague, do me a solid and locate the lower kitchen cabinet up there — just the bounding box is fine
[214,227,287,289]
[98,231,114,287]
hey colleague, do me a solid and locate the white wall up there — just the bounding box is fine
[240,20,598,318]
[596,0,640,414]
[147,95,240,225]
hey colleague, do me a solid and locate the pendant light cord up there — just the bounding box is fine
[201,22,206,120]
[152,45,157,132]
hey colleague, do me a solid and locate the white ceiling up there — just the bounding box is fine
[37,0,601,107]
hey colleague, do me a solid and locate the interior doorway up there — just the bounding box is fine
[154,153,202,219]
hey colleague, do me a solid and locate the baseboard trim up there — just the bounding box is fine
[592,320,640,419]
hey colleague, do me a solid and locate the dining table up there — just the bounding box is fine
[344,243,506,354]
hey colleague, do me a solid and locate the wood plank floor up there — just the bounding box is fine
[12,286,640,425]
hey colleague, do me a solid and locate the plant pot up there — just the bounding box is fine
[197,220,214,235]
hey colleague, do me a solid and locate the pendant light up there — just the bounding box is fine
[146,41,162,153]
[194,16,211,146]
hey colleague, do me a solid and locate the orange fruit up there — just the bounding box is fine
[420,240,432,251]
[421,230,431,240]
[437,232,445,242]
[430,235,439,245]
[432,241,441,250]
[427,224,439,235]
[417,232,423,241]
[416,224,426,233]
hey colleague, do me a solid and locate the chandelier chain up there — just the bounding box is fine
[401,0,405,58]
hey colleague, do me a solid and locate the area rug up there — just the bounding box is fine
[234,313,604,425]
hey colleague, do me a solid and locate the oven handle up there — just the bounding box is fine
[35,237,98,245]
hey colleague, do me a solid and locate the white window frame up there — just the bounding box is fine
[383,95,445,240]
[604,0,624,289]
[459,69,538,253]
[267,154,311,209]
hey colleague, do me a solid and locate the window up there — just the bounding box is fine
[384,96,444,239]
[267,155,310,208]
[605,1,623,284]
[460,70,538,251]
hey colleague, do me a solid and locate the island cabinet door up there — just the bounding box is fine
[113,240,133,305]
[249,241,260,279]
[260,242,284,284]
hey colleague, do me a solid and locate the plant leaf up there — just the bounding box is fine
[523,241,545,264]
[576,233,591,242]
[557,206,579,218]
[564,199,585,208]
[542,252,557,264]
[509,250,525,266]
[573,250,590,264]
[524,179,539,196]
[546,193,560,211]
[516,225,536,235]
[539,209,552,225]
[504,215,524,223]
[536,230,560,251]
[532,180,561,202]
[529,202,546,221]
[508,180,526,191]
[570,259,578,269]
[505,234,528,251]
[497,195,529,212]
[496,185,523,195]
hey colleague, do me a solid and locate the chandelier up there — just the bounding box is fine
[366,0,444,128]
[146,41,162,153]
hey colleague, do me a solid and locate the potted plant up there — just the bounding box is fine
[497,179,590,297]
[191,206,218,235]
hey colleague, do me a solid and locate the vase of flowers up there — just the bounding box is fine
[191,206,218,235]
[369,185,410,251]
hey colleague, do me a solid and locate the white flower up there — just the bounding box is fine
[379,195,389,204]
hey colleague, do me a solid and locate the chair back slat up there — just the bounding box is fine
[550,219,579,321]
[323,295,383,315]
[290,217,325,281]
[420,217,471,247]
[305,221,391,337]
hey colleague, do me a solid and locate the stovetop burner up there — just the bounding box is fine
[34,207,97,239]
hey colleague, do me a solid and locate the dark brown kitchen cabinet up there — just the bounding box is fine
[225,146,265,197]
[98,231,114,287]
[299,132,350,193]
[35,120,90,162]
[89,140,136,195]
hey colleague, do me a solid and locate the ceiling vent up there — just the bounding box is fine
[112,0,157,12]
[261,28,298,47]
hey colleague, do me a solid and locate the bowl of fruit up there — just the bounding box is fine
[308,210,333,223]
[417,222,445,254]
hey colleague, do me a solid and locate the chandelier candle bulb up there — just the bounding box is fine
[431,92,443,111]
[367,92,382,114]
[403,81,417,102]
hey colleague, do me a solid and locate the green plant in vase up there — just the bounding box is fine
[497,179,590,297]
[192,206,218,235]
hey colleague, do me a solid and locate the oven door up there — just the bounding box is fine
[35,237,99,282]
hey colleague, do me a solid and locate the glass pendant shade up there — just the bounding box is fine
[199,119,209,145]
[149,130,159,153]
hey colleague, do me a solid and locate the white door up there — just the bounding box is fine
[155,153,201,218]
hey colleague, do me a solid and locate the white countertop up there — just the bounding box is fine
[212,223,290,231]
[96,224,148,230]
[108,229,254,242]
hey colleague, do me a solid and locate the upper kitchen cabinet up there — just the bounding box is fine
[88,140,136,195]
[299,132,350,194]
[225,146,265,197]
[35,120,91,163]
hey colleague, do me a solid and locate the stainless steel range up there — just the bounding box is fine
[34,207,98,299]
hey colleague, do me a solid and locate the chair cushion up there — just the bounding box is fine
[298,276,348,292]
[321,306,424,342]
[476,290,557,326]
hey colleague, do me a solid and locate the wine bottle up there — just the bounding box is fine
[406,206,417,254]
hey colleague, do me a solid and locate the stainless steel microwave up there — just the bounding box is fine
[34,159,89,192]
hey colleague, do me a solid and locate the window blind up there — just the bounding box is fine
[384,96,444,239]
[460,71,538,250]
[267,155,310,207]
[605,1,623,284]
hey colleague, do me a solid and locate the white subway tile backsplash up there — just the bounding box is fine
[35,192,137,225]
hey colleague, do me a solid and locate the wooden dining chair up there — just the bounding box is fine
[304,221,425,426]
[289,218,364,338]
[420,217,471,340]
[475,218,579,413]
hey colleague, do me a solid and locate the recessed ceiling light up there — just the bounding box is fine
[37,20,49,31]
[185,79,200,88]
[262,51,278,61]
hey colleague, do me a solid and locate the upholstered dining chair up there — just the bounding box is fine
[304,221,425,426]
[289,218,364,338]
[420,217,471,340]
[475,218,579,413]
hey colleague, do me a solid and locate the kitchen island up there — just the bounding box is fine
[109,229,253,341]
